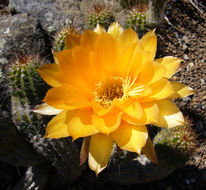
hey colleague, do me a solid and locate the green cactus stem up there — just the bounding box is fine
[87,4,115,30]
[153,124,199,168]
[53,26,80,52]
[7,54,50,135]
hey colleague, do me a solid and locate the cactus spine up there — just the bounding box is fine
[8,55,50,135]
[53,26,80,52]
[87,4,115,30]
[153,124,198,168]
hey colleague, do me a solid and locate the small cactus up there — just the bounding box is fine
[53,26,80,52]
[7,54,50,135]
[126,9,147,37]
[87,4,115,30]
[153,124,199,168]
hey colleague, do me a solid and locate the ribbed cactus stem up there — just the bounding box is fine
[53,26,80,52]
[87,4,115,30]
[8,55,50,135]
[153,124,198,168]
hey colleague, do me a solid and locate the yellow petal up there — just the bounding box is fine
[68,109,98,140]
[65,33,80,49]
[33,103,62,115]
[57,49,74,71]
[80,137,91,166]
[94,24,106,35]
[118,27,139,49]
[142,102,159,123]
[121,102,158,125]
[88,133,113,175]
[107,22,124,39]
[155,56,182,78]
[141,137,158,164]
[140,29,157,61]
[170,81,194,98]
[52,49,59,64]
[44,111,70,138]
[38,64,61,87]
[153,99,185,128]
[80,30,98,50]
[92,112,122,135]
[111,122,148,154]
[140,78,174,101]
[121,101,143,120]
[44,85,91,110]
[138,62,166,85]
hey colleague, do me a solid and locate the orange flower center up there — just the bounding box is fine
[94,77,124,108]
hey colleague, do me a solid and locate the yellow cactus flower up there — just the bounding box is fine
[34,22,194,175]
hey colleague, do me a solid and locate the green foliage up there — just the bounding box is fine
[8,55,50,135]
[87,5,115,30]
[153,125,198,168]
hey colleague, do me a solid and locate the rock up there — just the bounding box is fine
[31,135,83,184]
[100,155,174,185]
[0,13,49,69]
[0,117,44,167]
[9,0,84,34]
[12,163,49,190]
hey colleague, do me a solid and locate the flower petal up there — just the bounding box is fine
[67,109,98,140]
[142,102,159,123]
[33,103,62,115]
[138,62,166,85]
[94,24,106,35]
[141,137,158,164]
[44,111,70,138]
[140,29,157,61]
[155,56,182,78]
[80,137,91,166]
[121,101,143,120]
[153,99,185,128]
[88,133,114,175]
[80,30,98,50]
[107,22,123,39]
[170,81,194,98]
[111,122,148,154]
[121,102,158,125]
[44,85,91,110]
[140,78,174,101]
[65,33,80,49]
[38,64,61,87]
[92,112,122,135]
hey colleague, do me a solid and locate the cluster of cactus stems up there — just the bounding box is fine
[53,26,80,52]
[153,124,199,168]
[87,4,115,30]
[7,55,50,135]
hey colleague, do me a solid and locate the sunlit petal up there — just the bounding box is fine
[44,111,70,138]
[153,99,185,128]
[92,112,122,135]
[155,56,182,78]
[88,133,113,175]
[38,64,61,87]
[111,122,148,154]
[33,103,62,115]
[170,81,194,98]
